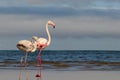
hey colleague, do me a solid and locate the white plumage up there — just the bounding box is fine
[32,20,56,50]
[17,40,37,53]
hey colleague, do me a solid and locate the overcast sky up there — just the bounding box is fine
[0,0,120,50]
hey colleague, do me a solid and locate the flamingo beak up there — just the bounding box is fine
[53,26,55,28]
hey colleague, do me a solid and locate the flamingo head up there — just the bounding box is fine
[47,20,55,28]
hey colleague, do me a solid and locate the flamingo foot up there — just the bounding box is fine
[35,74,41,77]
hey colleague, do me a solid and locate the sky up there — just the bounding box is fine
[0,0,120,50]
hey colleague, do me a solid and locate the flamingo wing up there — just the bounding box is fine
[37,38,47,44]
[17,40,35,52]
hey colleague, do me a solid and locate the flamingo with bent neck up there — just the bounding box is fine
[32,20,55,77]
[17,39,37,64]
[16,39,37,80]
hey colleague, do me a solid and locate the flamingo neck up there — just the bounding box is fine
[46,24,51,46]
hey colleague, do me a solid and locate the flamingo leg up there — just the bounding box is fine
[19,52,29,80]
[24,52,28,80]
[19,57,23,80]
[24,52,28,66]
[36,49,42,79]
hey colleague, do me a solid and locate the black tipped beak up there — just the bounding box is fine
[53,26,55,28]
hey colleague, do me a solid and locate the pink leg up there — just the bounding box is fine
[19,57,23,80]
[36,49,42,79]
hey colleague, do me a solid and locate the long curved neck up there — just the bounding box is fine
[46,23,51,46]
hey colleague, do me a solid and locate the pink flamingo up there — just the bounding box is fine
[32,20,55,78]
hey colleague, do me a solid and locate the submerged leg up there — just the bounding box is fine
[24,52,28,80]
[24,52,28,66]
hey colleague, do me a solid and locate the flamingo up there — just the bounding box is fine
[17,40,37,64]
[32,20,55,78]
[16,39,37,80]
[32,20,55,49]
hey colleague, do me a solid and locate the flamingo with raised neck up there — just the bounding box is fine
[32,20,55,78]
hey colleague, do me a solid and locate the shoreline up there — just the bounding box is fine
[1,60,120,71]
[1,69,120,80]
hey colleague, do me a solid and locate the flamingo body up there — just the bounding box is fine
[32,36,47,49]
[17,40,37,52]
[37,38,47,44]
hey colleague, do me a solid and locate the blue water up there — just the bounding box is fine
[0,50,120,70]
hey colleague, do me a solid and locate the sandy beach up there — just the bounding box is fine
[0,69,120,80]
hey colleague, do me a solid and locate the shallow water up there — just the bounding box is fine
[0,50,120,70]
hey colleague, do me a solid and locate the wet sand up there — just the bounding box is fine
[0,69,120,80]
